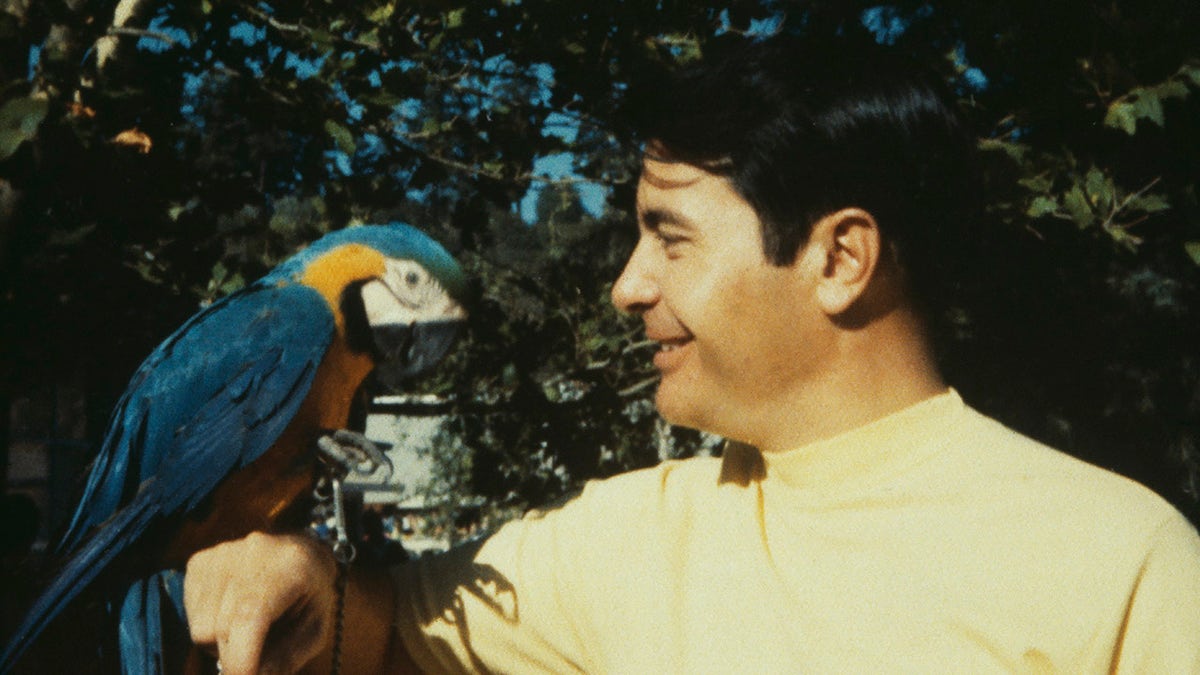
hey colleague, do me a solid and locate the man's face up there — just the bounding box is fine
[612,154,827,443]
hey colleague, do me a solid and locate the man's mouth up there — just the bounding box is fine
[652,336,692,370]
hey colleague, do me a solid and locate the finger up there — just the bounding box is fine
[212,534,332,675]
[217,598,274,675]
[212,557,285,675]
[259,601,329,675]
[184,543,232,648]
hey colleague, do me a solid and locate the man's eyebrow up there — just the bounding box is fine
[639,207,691,231]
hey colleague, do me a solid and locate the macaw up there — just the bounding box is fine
[0,223,467,674]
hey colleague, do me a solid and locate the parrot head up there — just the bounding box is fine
[355,255,466,388]
[273,222,469,387]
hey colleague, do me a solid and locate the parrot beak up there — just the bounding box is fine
[369,319,463,388]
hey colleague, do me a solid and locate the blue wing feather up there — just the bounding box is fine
[60,283,332,549]
[0,281,335,673]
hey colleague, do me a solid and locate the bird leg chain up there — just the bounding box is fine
[313,430,392,675]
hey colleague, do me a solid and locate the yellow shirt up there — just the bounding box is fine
[394,391,1200,673]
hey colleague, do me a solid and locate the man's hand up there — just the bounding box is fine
[185,532,337,675]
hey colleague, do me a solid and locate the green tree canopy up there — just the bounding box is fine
[1,0,1197,525]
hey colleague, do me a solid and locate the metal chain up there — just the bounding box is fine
[314,469,356,675]
[328,474,355,675]
[331,556,349,675]
[313,430,389,675]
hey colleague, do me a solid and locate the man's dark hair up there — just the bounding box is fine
[631,33,983,321]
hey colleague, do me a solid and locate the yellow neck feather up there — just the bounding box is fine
[297,244,387,331]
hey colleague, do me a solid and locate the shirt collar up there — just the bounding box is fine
[720,389,965,492]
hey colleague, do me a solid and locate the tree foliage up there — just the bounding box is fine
[1,0,1197,527]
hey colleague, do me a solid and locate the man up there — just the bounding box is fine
[184,36,1200,673]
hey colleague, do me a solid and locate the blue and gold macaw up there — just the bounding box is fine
[0,223,467,674]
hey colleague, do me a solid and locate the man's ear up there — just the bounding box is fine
[806,207,883,316]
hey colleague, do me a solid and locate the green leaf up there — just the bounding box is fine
[363,91,401,108]
[445,8,466,29]
[221,274,246,295]
[167,197,199,222]
[1017,173,1053,193]
[1084,167,1113,211]
[0,95,49,160]
[1185,242,1200,266]
[1154,79,1190,100]
[324,119,356,155]
[1026,195,1058,218]
[46,224,96,247]
[1104,101,1138,135]
[357,29,380,49]
[309,29,335,48]
[1104,225,1142,252]
[1181,62,1200,88]
[1127,193,1171,213]
[366,3,395,23]
[1130,93,1166,127]
[1062,186,1095,229]
[978,138,1029,163]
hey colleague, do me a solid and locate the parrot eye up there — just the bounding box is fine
[405,271,420,286]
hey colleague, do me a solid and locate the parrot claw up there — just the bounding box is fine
[316,429,394,480]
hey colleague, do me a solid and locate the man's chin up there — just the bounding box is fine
[653,387,706,433]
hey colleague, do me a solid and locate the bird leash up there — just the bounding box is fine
[314,430,394,675]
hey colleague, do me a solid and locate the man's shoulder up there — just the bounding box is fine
[954,405,1186,531]
[573,455,727,511]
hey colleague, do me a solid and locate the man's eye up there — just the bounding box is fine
[655,231,685,247]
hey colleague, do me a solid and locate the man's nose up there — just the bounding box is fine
[611,240,659,314]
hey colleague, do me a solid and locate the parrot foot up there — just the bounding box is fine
[315,429,394,481]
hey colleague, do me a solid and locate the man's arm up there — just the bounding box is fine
[184,532,420,674]
[1110,511,1200,672]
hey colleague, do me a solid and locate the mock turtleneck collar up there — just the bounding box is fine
[719,389,965,492]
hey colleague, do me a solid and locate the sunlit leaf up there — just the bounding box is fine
[111,128,153,153]
[1026,195,1058,218]
[1127,193,1171,213]
[1178,241,1200,267]
[1181,62,1200,88]
[1017,173,1053,193]
[1153,79,1190,100]
[1084,167,1112,211]
[358,29,381,49]
[978,137,1029,163]
[324,119,356,155]
[1062,186,1095,229]
[1104,100,1138,135]
[445,8,466,30]
[1130,93,1166,127]
[46,224,96,247]
[0,95,49,160]
[67,101,96,119]
[366,3,395,24]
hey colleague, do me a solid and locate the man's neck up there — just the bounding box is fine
[750,312,946,454]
